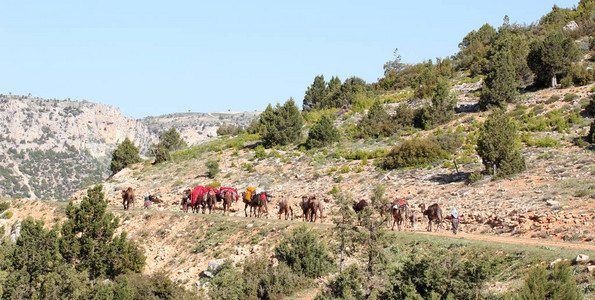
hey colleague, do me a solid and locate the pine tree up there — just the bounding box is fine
[418,77,456,128]
[158,128,186,151]
[303,75,327,111]
[110,137,142,175]
[306,114,340,148]
[259,98,303,147]
[480,48,519,110]
[330,189,357,272]
[528,31,581,88]
[477,109,526,177]
[60,185,145,282]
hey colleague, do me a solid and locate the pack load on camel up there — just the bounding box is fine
[245,187,257,201]
[191,186,205,206]
[202,186,220,196]
[219,187,239,202]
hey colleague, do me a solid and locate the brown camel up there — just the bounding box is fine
[307,196,324,223]
[181,189,191,213]
[391,202,408,231]
[353,199,368,225]
[243,192,258,217]
[220,189,234,215]
[278,197,294,220]
[408,210,418,231]
[205,189,217,214]
[300,195,311,221]
[423,203,443,232]
[121,187,135,210]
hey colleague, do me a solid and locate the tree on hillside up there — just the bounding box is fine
[158,128,186,151]
[60,185,145,282]
[527,30,581,88]
[477,109,526,177]
[306,114,340,148]
[303,75,328,111]
[413,64,437,99]
[110,137,142,175]
[417,77,457,128]
[330,188,357,273]
[259,98,304,147]
[359,100,394,138]
[456,23,497,75]
[383,48,405,78]
[480,48,519,110]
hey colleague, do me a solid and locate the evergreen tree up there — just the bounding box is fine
[587,120,595,143]
[480,48,519,110]
[206,160,220,178]
[477,109,526,177]
[418,77,457,128]
[515,263,581,300]
[110,137,142,175]
[528,31,581,88]
[457,23,497,75]
[330,189,357,273]
[60,185,145,282]
[153,144,171,164]
[306,115,340,148]
[359,100,393,138]
[158,128,186,151]
[303,75,327,111]
[259,98,304,147]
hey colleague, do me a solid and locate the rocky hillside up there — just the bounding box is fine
[79,82,595,245]
[0,94,260,200]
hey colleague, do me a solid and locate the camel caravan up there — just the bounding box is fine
[121,186,458,233]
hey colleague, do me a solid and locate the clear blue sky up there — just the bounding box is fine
[0,0,579,118]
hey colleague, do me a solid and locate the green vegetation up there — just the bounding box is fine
[383,138,447,169]
[152,128,187,164]
[306,115,340,148]
[528,30,581,88]
[206,160,220,178]
[259,98,304,147]
[515,262,582,300]
[110,137,142,174]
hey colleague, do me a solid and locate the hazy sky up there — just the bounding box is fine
[0,1,579,118]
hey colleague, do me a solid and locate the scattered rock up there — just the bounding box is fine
[546,200,560,208]
[208,259,225,272]
[563,21,579,31]
[549,258,563,267]
[202,271,214,278]
[574,254,589,264]
[10,221,21,243]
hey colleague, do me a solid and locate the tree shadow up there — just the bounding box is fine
[455,103,479,113]
[429,172,471,185]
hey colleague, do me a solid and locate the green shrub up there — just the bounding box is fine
[545,95,560,104]
[534,136,559,147]
[316,264,365,300]
[206,160,220,178]
[275,225,336,279]
[430,132,464,153]
[382,138,446,169]
[0,202,9,214]
[467,171,484,185]
[586,96,595,116]
[0,210,13,219]
[254,144,267,159]
[587,121,595,143]
[563,93,578,102]
[110,137,142,175]
[514,262,582,300]
[339,166,350,173]
[306,115,340,149]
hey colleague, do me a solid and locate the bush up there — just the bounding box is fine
[0,202,9,214]
[379,248,499,300]
[316,264,365,300]
[586,96,595,116]
[587,121,595,143]
[0,210,13,219]
[545,95,560,104]
[563,93,578,102]
[254,144,267,159]
[209,257,306,300]
[430,132,464,153]
[514,262,582,299]
[306,115,340,148]
[275,225,336,279]
[206,160,220,179]
[217,124,245,136]
[382,138,446,169]
[467,171,485,185]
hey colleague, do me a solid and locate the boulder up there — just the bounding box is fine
[574,254,589,264]
[563,21,579,31]
[208,259,225,272]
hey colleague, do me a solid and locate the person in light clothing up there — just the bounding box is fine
[451,207,459,235]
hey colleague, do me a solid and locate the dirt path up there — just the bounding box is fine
[416,231,595,251]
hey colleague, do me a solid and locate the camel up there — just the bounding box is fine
[205,189,217,214]
[243,191,269,218]
[353,199,368,225]
[181,189,191,213]
[391,202,408,231]
[307,196,324,223]
[243,192,258,217]
[423,203,443,232]
[278,197,294,220]
[220,189,234,215]
[300,196,311,221]
[408,210,418,231]
[122,187,135,210]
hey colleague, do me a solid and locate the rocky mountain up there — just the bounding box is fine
[0,94,260,200]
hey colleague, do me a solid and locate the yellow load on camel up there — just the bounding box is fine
[245,187,257,201]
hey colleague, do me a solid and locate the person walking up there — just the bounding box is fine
[144,192,151,209]
[451,207,459,235]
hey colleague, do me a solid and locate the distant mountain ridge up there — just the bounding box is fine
[0,94,260,200]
